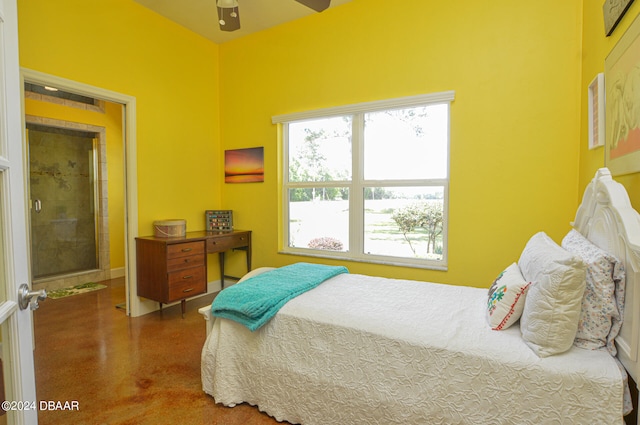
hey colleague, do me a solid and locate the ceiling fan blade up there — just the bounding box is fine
[294,0,331,12]
[217,6,240,32]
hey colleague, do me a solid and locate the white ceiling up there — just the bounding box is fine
[133,0,353,44]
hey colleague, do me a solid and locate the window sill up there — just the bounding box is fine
[278,249,448,271]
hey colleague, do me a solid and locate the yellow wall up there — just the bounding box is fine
[21,0,630,290]
[580,1,640,208]
[24,98,126,268]
[17,0,223,279]
[219,0,584,286]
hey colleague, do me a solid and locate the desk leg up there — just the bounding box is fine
[246,242,252,272]
[219,251,225,289]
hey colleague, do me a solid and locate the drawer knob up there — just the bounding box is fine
[184,259,191,263]
[182,275,193,280]
[181,247,192,252]
[183,288,194,293]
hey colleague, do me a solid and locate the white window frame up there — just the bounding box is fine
[273,90,454,270]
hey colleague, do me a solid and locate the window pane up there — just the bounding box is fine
[364,104,448,180]
[364,186,444,260]
[288,117,352,183]
[289,188,349,252]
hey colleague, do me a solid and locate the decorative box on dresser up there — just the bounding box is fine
[136,230,252,317]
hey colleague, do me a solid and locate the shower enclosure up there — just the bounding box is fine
[27,124,99,281]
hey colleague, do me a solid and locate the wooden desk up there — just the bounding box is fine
[136,230,252,316]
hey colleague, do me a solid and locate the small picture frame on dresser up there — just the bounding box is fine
[206,210,233,232]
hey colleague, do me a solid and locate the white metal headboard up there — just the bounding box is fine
[573,168,640,388]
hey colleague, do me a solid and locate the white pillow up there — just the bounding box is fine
[487,263,531,330]
[518,232,586,357]
[561,229,625,355]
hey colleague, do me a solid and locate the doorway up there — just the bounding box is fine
[21,68,140,316]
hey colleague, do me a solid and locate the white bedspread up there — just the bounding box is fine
[201,273,625,424]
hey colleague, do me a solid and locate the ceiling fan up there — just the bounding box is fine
[217,0,331,32]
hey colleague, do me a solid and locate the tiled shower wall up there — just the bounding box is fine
[27,116,111,291]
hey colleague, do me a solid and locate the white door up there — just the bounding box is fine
[0,0,40,423]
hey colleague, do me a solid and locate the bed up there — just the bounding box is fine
[200,168,640,424]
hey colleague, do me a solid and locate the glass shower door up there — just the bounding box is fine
[27,124,99,279]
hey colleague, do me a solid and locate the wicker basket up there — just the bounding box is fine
[153,219,186,237]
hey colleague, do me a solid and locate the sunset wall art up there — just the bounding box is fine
[225,147,265,183]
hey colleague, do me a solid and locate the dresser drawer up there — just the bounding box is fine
[206,233,249,252]
[167,267,206,302]
[167,241,205,259]
[168,279,206,302]
[167,253,205,272]
[168,266,206,286]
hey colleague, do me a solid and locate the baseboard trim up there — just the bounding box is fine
[110,267,125,279]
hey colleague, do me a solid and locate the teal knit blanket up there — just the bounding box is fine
[211,262,348,331]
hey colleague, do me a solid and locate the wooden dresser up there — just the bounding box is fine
[136,238,207,317]
[136,230,252,317]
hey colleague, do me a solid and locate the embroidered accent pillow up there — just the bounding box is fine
[562,229,625,355]
[487,263,531,330]
[518,232,586,357]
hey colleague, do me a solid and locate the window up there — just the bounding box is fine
[24,83,105,113]
[273,91,454,269]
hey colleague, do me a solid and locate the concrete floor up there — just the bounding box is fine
[33,277,281,425]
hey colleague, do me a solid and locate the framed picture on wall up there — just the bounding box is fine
[605,12,640,175]
[224,147,265,183]
[603,0,636,36]
[588,73,605,150]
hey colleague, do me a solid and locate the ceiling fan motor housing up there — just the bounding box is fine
[217,0,331,32]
